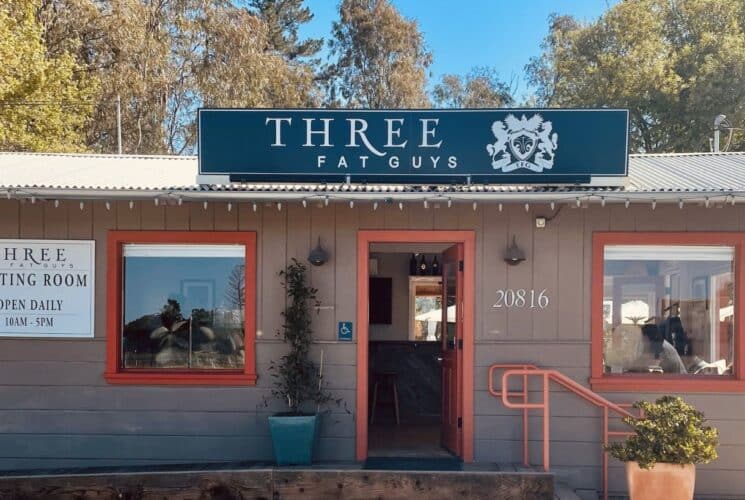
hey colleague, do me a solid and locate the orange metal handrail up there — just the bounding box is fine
[487,364,538,466]
[488,364,638,500]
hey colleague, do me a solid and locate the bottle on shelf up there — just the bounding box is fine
[431,255,440,276]
[409,253,418,276]
[418,254,428,275]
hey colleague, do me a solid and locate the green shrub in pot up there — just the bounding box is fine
[267,258,334,465]
[606,396,718,500]
[606,396,718,468]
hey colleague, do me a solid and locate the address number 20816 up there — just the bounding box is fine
[493,289,549,309]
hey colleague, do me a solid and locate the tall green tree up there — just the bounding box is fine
[326,0,431,108]
[432,67,514,108]
[527,1,745,152]
[249,0,322,60]
[0,0,97,152]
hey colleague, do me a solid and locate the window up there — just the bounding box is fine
[408,276,443,341]
[592,233,745,392]
[106,231,256,385]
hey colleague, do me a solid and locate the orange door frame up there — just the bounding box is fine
[356,230,476,462]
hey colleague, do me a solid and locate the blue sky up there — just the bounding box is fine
[299,0,617,100]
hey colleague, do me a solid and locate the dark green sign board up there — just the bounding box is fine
[198,108,628,184]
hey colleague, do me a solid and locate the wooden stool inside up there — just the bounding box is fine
[370,371,400,425]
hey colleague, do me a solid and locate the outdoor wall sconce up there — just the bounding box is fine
[308,237,329,266]
[504,236,526,266]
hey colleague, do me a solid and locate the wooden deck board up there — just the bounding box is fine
[0,465,554,499]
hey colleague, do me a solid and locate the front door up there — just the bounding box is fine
[441,244,463,456]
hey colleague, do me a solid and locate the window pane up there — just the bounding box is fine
[414,295,442,341]
[603,245,735,376]
[122,244,245,370]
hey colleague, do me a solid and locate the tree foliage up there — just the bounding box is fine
[527,0,745,152]
[249,0,322,60]
[0,0,98,152]
[39,0,318,155]
[327,0,431,108]
[432,67,514,108]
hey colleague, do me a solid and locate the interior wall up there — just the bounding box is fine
[368,253,409,341]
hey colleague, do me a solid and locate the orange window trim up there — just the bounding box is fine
[105,230,257,386]
[591,232,745,393]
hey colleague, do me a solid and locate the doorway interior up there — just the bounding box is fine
[356,231,475,463]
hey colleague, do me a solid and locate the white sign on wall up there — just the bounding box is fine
[0,239,95,338]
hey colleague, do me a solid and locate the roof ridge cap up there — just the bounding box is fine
[630,151,745,157]
[0,151,196,160]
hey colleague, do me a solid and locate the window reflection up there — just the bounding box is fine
[121,244,245,370]
[603,245,734,376]
[410,277,443,341]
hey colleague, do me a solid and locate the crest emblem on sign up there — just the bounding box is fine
[486,114,559,173]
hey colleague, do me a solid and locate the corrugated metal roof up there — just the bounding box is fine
[627,152,745,193]
[1,151,744,197]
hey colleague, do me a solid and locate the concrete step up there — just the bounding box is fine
[554,481,582,500]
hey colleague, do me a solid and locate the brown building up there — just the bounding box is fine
[1,147,745,498]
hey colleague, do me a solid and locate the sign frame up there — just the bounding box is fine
[0,239,96,338]
[198,108,629,185]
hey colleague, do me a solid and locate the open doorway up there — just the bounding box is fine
[367,243,450,457]
[356,231,475,463]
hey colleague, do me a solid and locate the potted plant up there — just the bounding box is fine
[267,258,333,465]
[606,396,719,500]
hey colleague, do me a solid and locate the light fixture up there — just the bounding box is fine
[504,236,526,266]
[307,236,329,266]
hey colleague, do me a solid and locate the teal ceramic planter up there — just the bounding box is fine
[268,414,320,465]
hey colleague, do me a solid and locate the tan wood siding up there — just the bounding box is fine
[0,199,744,496]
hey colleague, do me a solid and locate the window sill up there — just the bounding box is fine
[104,371,257,386]
[590,376,745,393]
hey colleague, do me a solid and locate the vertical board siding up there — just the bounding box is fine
[1,198,745,497]
[19,202,44,239]
[531,205,559,341]
[43,202,68,239]
[259,206,286,340]
[310,205,336,341]
[505,206,533,340]
[93,202,116,340]
[0,200,19,237]
[480,208,508,339]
